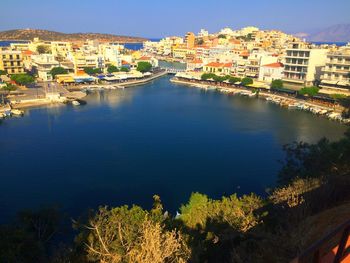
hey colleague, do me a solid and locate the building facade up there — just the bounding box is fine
[320,43,350,91]
[283,42,327,86]
[0,49,25,74]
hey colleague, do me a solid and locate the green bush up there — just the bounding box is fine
[298,86,320,97]
[229,76,242,84]
[2,84,18,91]
[241,77,253,86]
[84,67,102,75]
[271,79,284,89]
[120,66,130,72]
[137,62,152,73]
[10,74,35,85]
[107,65,119,73]
[49,67,68,78]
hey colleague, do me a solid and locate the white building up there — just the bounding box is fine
[259,62,284,82]
[31,54,59,81]
[320,43,350,92]
[283,42,328,86]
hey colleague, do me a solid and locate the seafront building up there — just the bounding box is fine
[320,43,350,91]
[282,42,328,86]
[1,26,349,94]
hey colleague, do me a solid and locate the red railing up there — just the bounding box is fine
[292,219,350,263]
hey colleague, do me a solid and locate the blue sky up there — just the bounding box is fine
[0,0,349,38]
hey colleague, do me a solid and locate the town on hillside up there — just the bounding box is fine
[0,26,350,122]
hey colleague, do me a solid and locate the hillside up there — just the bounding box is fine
[0,29,148,43]
[307,24,350,42]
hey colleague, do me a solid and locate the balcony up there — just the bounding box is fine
[285,61,309,66]
[322,67,350,74]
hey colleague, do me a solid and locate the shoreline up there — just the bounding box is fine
[170,78,350,125]
[2,71,168,112]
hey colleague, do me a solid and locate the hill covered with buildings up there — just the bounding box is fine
[0,29,148,43]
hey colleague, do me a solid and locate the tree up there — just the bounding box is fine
[120,66,130,72]
[298,86,320,97]
[229,76,241,84]
[278,130,350,185]
[10,74,35,85]
[196,39,204,45]
[218,34,226,39]
[107,65,119,73]
[84,67,102,75]
[50,67,68,78]
[36,45,51,54]
[271,79,284,89]
[79,204,190,263]
[201,73,216,81]
[0,207,62,263]
[0,69,6,75]
[241,77,253,86]
[2,83,18,91]
[137,62,152,73]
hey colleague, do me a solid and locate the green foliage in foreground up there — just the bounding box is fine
[137,61,152,73]
[0,70,6,75]
[298,86,320,97]
[1,130,350,262]
[49,67,68,78]
[10,74,35,85]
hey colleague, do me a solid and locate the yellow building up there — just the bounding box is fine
[203,62,232,75]
[185,32,195,49]
[71,52,99,73]
[0,49,25,74]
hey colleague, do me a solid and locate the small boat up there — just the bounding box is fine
[288,103,298,110]
[72,100,80,106]
[11,109,24,116]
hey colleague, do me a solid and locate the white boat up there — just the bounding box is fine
[72,100,80,106]
[11,109,24,116]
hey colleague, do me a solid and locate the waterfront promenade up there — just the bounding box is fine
[170,77,348,119]
[4,71,168,110]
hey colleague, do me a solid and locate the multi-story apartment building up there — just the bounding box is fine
[51,42,72,60]
[31,54,60,81]
[283,42,328,86]
[0,49,25,74]
[70,53,100,73]
[320,43,350,91]
[185,32,195,49]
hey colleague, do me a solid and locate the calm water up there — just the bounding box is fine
[0,76,347,221]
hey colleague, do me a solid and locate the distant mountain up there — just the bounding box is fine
[306,24,350,42]
[0,29,148,43]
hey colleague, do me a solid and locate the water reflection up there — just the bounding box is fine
[84,89,136,109]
